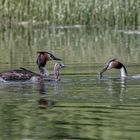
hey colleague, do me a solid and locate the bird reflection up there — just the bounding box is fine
[100,78,127,103]
[38,97,56,109]
[54,81,62,95]
[37,81,62,109]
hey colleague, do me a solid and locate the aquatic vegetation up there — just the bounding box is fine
[0,0,140,27]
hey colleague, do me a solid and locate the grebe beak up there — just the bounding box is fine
[99,64,109,78]
[51,55,61,61]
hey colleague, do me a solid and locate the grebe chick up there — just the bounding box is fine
[36,51,61,77]
[46,62,65,81]
[99,59,128,78]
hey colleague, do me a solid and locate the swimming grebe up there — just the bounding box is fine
[0,62,64,82]
[36,51,61,77]
[99,59,128,78]
[0,51,62,81]
[46,62,65,81]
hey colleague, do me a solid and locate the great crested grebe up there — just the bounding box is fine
[99,59,128,78]
[0,51,62,82]
[36,51,61,77]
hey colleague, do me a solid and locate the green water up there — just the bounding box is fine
[0,26,140,140]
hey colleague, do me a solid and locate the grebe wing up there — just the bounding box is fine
[20,67,40,76]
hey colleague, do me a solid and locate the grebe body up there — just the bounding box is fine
[0,68,40,81]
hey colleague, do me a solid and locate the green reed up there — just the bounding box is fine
[0,0,140,27]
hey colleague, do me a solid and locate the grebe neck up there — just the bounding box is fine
[120,65,128,77]
[40,67,49,77]
[54,65,60,81]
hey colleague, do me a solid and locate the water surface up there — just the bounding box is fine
[0,26,140,140]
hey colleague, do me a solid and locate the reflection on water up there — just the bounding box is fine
[0,76,140,139]
[99,78,127,103]
[0,26,140,140]
[37,81,62,109]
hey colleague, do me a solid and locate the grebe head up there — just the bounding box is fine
[54,62,65,70]
[36,51,61,68]
[99,59,128,78]
[36,51,61,77]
